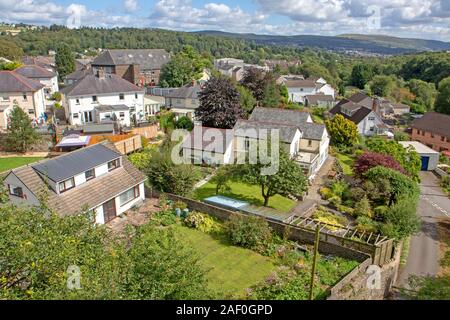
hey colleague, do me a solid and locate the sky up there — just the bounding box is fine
[1,0,450,41]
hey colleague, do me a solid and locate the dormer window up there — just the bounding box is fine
[59,177,75,193]
[108,159,120,172]
[9,185,24,198]
[85,169,95,181]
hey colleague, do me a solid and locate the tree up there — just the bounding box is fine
[325,114,359,148]
[236,84,257,113]
[0,61,22,71]
[55,43,75,79]
[195,77,245,129]
[354,195,372,218]
[366,137,421,179]
[238,147,308,207]
[175,116,194,131]
[350,63,374,89]
[369,75,396,97]
[5,105,39,153]
[380,196,421,239]
[407,79,437,111]
[355,152,407,177]
[435,77,450,115]
[0,39,23,60]
[262,80,282,108]
[160,46,210,87]
[240,68,268,102]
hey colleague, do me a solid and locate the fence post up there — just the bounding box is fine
[309,224,321,300]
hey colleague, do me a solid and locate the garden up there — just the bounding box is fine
[0,156,44,172]
[152,196,360,300]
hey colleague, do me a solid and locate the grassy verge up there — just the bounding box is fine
[0,157,44,172]
[400,236,411,266]
[193,181,296,213]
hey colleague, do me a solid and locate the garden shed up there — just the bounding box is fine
[399,141,439,171]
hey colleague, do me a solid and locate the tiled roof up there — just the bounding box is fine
[60,73,143,96]
[284,79,316,88]
[411,112,450,138]
[329,102,373,125]
[15,65,56,79]
[0,71,44,92]
[166,84,201,99]
[9,142,146,217]
[305,94,335,104]
[92,49,170,70]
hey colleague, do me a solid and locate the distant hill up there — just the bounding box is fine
[195,31,450,55]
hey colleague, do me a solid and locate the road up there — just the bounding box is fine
[397,171,450,287]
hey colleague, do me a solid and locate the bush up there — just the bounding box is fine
[380,197,420,239]
[225,215,273,253]
[331,181,348,198]
[319,187,333,200]
[354,196,372,218]
[337,205,355,216]
[173,201,187,210]
[355,151,407,177]
[328,196,342,207]
[374,206,389,221]
[356,216,379,233]
[313,208,348,230]
[184,211,222,234]
[153,209,178,226]
[349,187,366,202]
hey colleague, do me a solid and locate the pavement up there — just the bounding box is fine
[396,171,450,288]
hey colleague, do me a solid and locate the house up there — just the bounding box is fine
[182,126,234,165]
[15,65,59,97]
[305,94,337,109]
[75,58,93,71]
[263,59,301,71]
[399,141,439,171]
[330,92,390,136]
[276,74,305,85]
[280,77,335,104]
[22,55,56,73]
[234,107,330,180]
[91,49,171,87]
[60,70,145,127]
[144,95,165,117]
[379,100,410,116]
[0,71,46,129]
[3,142,147,224]
[165,82,202,120]
[411,112,450,153]
[214,58,245,82]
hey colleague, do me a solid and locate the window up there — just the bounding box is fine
[119,93,125,100]
[59,178,75,193]
[108,158,120,171]
[244,138,250,151]
[73,113,79,119]
[9,185,24,198]
[85,169,95,181]
[119,186,140,206]
[1,96,10,102]
[28,109,35,115]
[119,112,125,118]
[308,140,312,147]
[23,94,27,101]
[75,98,80,104]
[92,96,97,103]
[135,93,138,99]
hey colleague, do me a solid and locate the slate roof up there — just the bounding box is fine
[9,142,146,217]
[234,119,300,144]
[60,73,143,96]
[92,49,170,70]
[305,94,335,104]
[302,123,326,140]
[0,71,44,92]
[411,112,450,138]
[182,127,233,153]
[15,65,56,79]
[284,79,316,88]
[329,102,373,125]
[95,105,129,112]
[166,84,201,99]
[65,68,93,81]
[32,143,121,182]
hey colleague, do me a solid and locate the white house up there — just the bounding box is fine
[61,70,145,127]
[281,77,335,104]
[15,65,59,97]
[3,142,147,225]
[0,71,47,129]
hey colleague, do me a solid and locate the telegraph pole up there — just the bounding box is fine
[309,223,321,300]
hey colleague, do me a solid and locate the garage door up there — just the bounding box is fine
[421,156,429,171]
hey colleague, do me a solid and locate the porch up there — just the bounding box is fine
[294,151,320,180]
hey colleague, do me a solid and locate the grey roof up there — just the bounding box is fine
[166,84,201,99]
[250,107,311,124]
[65,68,93,81]
[0,71,44,92]
[82,123,115,134]
[182,127,233,153]
[92,49,170,70]
[329,102,373,125]
[60,73,143,96]
[32,143,121,182]
[15,65,56,79]
[284,79,316,88]
[305,94,335,104]
[234,119,300,144]
[302,123,326,140]
[95,105,129,112]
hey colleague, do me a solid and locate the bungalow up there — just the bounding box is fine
[3,142,147,224]
[0,71,46,129]
[280,77,335,104]
[15,65,59,97]
[330,92,390,137]
[305,94,337,108]
[379,99,411,116]
[60,70,145,127]
[165,83,202,120]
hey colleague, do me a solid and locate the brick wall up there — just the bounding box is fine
[411,128,450,152]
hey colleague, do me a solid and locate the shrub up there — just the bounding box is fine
[356,216,379,233]
[337,205,355,216]
[355,151,407,177]
[184,211,222,234]
[328,196,342,207]
[313,209,348,230]
[349,187,366,202]
[380,197,420,239]
[374,206,389,221]
[331,181,348,198]
[173,201,187,210]
[319,187,333,200]
[225,214,273,253]
[153,210,178,226]
[354,196,372,218]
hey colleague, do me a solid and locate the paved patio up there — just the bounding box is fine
[107,197,161,233]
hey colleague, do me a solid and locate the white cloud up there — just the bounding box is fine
[124,0,138,12]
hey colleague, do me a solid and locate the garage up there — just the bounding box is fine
[399,141,440,171]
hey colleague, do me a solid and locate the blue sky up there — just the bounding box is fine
[1,0,450,41]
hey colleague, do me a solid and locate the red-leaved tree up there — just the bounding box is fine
[355,151,407,176]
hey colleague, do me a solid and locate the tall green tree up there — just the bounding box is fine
[435,77,450,115]
[55,43,75,79]
[350,63,374,89]
[262,80,282,108]
[240,68,268,102]
[5,104,39,153]
[0,39,23,60]
[196,76,245,129]
[369,75,396,97]
[325,114,359,148]
[236,84,257,113]
[408,79,437,111]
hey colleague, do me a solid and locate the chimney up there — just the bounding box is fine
[372,98,379,113]
[96,68,105,79]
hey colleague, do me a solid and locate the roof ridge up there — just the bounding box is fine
[9,71,42,91]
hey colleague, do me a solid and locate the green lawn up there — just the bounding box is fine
[0,157,44,172]
[335,153,354,176]
[194,181,296,213]
[173,225,276,298]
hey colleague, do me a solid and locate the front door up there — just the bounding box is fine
[103,198,117,223]
[83,111,93,123]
